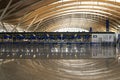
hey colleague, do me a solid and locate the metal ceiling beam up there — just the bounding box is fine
[0,0,120,32]
[4,0,120,21]
[0,0,12,21]
[25,14,38,31]
[2,2,22,19]
[33,19,43,32]
[4,0,58,19]
[21,9,119,30]
[9,24,18,32]
[0,22,8,31]
[11,12,33,32]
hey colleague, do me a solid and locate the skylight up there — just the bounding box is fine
[55,28,89,32]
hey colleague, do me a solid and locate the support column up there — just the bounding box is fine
[89,27,92,32]
[106,19,109,32]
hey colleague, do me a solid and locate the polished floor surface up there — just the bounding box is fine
[0,58,120,80]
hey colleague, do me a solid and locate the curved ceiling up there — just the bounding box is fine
[0,0,120,32]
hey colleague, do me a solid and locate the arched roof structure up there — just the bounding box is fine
[0,0,120,32]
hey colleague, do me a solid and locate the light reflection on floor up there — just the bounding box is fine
[0,58,120,80]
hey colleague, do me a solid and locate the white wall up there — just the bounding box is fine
[92,34,115,42]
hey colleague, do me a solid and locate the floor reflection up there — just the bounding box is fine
[0,59,120,80]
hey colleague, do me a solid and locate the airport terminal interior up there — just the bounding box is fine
[0,0,120,80]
